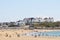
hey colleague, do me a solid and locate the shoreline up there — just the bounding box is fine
[0,29,60,32]
[0,29,60,40]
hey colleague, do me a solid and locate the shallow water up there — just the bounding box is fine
[24,31,60,37]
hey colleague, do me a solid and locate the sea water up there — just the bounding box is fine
[24,31,60,37]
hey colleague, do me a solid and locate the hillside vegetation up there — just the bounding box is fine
[32,22,60,29]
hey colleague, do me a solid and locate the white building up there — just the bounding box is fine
[32,17,43,23]
[23,18,34,24]
[23,17,54,24]
[0,22,9,27]
[44,17,54,22]
[17,20,25,26]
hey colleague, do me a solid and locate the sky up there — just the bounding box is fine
[0,0,60,22]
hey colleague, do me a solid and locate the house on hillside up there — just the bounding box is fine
[32,17,43,23]
[17,20,25,27]
[0,22,9,28]
[44,17,54,22]
[23,18,34,25]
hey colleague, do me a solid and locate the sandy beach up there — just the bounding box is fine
[0,29,60,40]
